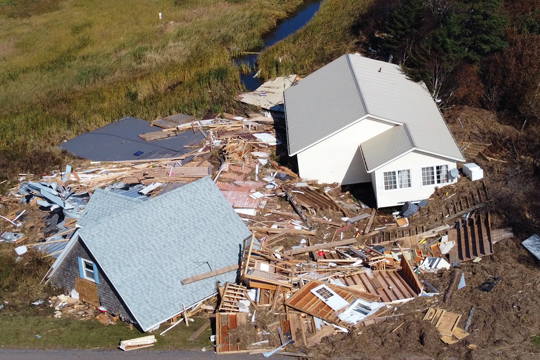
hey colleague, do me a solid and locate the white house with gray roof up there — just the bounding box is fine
[284,53,465,208]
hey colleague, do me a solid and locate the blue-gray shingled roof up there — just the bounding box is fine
[78,177,252,332]
[77,189,145,228]
[58,117,205,162]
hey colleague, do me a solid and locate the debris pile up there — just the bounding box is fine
[0,108,521,356]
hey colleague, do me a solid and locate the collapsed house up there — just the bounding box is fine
[284,53,466,207]
[43,177,251,332]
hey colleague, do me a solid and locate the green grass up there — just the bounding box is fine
[0,243,213,350]
[0,313,213,350]
[258,0,373,79]
[0,0,304,180]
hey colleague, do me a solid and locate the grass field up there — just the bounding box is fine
[258,0,372,79]
[0,0,303,179]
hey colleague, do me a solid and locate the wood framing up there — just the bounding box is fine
[218,283,248,313]
[240,236,295,288]
[284,280,380,327]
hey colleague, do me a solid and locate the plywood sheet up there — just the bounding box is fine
[75,277,100,307]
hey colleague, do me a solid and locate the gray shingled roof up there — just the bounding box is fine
[77,189,145,228]
[59,117,205,162]
[285,54,465,168]
[78,177,251,331]
[360,125,414,171]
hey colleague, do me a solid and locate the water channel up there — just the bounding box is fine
[236,0,323,91]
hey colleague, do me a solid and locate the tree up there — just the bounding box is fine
[483,32,540,129]
[453,0,508,61]
[379,0,427,63]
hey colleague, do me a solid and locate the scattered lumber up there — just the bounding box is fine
[119,335,156,351]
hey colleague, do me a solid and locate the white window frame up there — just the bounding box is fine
[310,284,349,311]
[81,258,96,282]
[422,165,449,186]
[383,169,411,191]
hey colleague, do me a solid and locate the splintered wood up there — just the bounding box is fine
[241,236,295,288]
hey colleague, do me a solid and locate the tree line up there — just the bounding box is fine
[357,0,540,129]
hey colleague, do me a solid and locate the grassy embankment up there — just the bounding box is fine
[0,0,303,181]
[258,0,372,79]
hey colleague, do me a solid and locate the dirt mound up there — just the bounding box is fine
[445,106,519,143]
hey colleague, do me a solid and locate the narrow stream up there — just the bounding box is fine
[236,0,323,91]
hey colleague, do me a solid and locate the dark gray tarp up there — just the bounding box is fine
[59,117,205,161]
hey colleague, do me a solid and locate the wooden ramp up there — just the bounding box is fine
[447,212,493,264]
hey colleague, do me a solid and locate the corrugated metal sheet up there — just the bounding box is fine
[284,55,367,156]
[78,176,252,332]
[285,54,464,165]
[58,117,205,162]
[360,125,414,171]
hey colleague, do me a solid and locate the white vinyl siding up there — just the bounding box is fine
[296,118,393,185]
[373,151,458,208]
[384,170,411,190]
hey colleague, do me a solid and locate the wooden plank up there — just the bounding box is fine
[181,264,239,285]
[363,209,376,234]
[437,312,462,336]
[248,281,277,290]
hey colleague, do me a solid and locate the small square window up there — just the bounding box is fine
[80,258,97,282]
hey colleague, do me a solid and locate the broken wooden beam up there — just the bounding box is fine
[181,264,239,285]
[283,231,380,256]
[248,227,316,236]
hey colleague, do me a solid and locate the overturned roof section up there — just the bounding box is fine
[59,117,205,162]
[284,54,464,164]
[78,177,252,332]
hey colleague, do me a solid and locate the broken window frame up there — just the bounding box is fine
[383,169,411,190]
[422,165,449,186]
